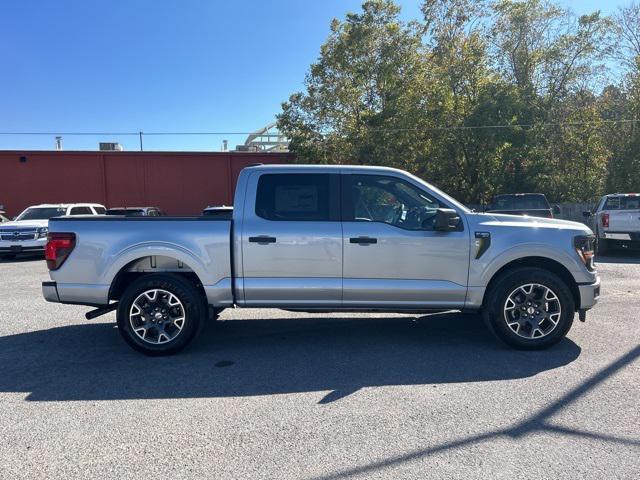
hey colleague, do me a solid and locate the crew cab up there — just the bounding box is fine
[0,203,105,258]
[585,193,640,254]
[42,165,600,355]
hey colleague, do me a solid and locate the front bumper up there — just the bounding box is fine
[578,275,600,310]
[0,238,46,254]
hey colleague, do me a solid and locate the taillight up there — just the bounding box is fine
[45,232,76,270]
[601,213,609,228]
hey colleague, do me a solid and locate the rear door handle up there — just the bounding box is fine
[349,236,377,244]
[248,236,277,244]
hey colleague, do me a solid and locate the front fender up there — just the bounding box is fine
[470,242,593,288]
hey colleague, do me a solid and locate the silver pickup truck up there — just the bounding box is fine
[42,165,600,355]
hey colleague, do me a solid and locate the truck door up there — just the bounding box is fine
[341,173,469,308]
[240,171,342,306]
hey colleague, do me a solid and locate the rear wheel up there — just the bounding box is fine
[116,273,207,356]
[483,267,575,349]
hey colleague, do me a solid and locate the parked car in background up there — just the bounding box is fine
[485,193,560,219]
[202,205,233,219]
[0,206,9,223]
[585,193,640,254]
[106,207,165,217]
[42,165,599,355]
[0,203,105,259]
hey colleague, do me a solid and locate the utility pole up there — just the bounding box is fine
[139,131,144,151]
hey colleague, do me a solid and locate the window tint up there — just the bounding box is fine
[347,175,442,230]
[93,206,106,214]
[69,206,93,215]
[492,194,550,210]
[604,196,640,210]
[256,174,335,221]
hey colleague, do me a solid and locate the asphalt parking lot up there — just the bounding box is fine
[0,255,638,479]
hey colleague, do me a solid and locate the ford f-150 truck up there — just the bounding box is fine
[42,165,600,355]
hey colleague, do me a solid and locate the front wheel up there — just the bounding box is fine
[596,238,609,256]
[116,273,207,356]
[483,267,575,350]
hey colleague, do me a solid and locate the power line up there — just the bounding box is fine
[0,118,635,136]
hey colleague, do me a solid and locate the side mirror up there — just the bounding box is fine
[434,208,461,231]
[553,205,561,215]
[582,211,593,218]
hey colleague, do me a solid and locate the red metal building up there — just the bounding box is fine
[0,151,292,216]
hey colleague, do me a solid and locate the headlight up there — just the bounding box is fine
[574,235,595,271]
[37,227,48,239]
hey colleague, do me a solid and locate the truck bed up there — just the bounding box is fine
[45,216,233,306]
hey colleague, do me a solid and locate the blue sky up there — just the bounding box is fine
[0,0,626,151]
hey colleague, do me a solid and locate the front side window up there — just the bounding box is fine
[93,206,106,215]
[347,175,443,230]
[256,173,336,221]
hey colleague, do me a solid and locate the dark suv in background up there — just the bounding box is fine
[105,207,165,217]
[485,193,560,219]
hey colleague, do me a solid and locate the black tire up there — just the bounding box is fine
[482,267,575,350]
[209,306,224,321]
[596,238,609,256]
[116,273,207,356]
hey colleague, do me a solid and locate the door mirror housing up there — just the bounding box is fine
[434,208,461,231]
[552,205,561,215]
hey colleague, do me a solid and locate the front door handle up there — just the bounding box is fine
[349,236,377,244]
[248,235,277,244]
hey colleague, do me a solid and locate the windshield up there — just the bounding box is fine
[491,195,550,210]
[604,196,640,210]
[106,209,145,216]
[17,207,67,220]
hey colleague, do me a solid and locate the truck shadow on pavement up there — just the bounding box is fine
[0,312,581,403]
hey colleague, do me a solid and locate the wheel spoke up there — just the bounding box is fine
[144,290,158,302]
[504,283,562,340]
[134,325,149,339]
[129,289,186,345]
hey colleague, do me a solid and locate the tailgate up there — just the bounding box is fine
[609,209,640,232]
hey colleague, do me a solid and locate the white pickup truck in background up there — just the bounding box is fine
[586,194,640,254]
[0,203,106,259]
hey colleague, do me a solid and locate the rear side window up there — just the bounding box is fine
[255,173,338,221]
[69,206,93,215]
[604,196,640,210]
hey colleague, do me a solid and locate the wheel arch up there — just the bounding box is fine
[483,256,580,309]
[107,252,208,302]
